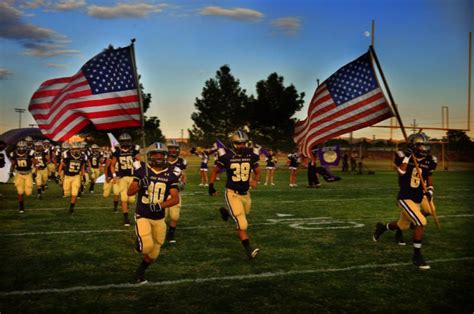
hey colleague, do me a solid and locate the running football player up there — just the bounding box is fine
[128,142,180,283]
[102,147,120,212]
[58,142,86,214]
[208,130,261,260]
[33,141,49,199]
[10,140,36,213]
[373,132,437,270]
[111,133,140,226]
[88,144,103,194]
[165,139,187,243]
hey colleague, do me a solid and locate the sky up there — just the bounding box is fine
[0,0,473,142]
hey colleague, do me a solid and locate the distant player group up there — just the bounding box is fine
[6,129,438,283]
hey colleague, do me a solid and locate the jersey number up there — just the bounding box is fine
[410,168,422,188]
[17,159,28,168]
[230,162,251,182]
[141,182,167,205]
[119,156,134,170]
[69,161,81,173]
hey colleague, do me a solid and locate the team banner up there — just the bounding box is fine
[317,145,341,166]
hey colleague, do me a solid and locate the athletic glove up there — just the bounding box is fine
[149,203,162,213]
[9,172,14,178]
[403,143,416,157]
[139,177,149,189]
[425,186,434,202]
[208,183,217,196]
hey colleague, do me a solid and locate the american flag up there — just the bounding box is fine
[293,52,394,157]
[28,46,141,142]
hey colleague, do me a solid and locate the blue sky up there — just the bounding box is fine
[1,0,473,141]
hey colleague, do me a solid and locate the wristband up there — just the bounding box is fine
[112,173,117,178]
[402,157,410,164]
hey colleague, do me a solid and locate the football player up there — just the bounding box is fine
[264,149,277,186]
[88,144,103,194]
[165,139,187,243]
[111,133,140,226]
[102,146,120,212]
[208,130,261,260]
[373,132,437,270]
[33,141,50,199]
[24,136,34,152]
[287,150,300,187]
[10,140,36,213]
[127,142,180,283]
[58,142,86,214]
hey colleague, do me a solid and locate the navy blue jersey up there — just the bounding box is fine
[394,151,437,203]
[90,151,103,169]
[10,150,34,173]
[288,153,300,168]
[266,153,277,168]
[216,148,260,193]
[112,145,140,177]
[168,157,187,171]
[62,151,86,176]
[133,163,180,220]
[33,151,48,170]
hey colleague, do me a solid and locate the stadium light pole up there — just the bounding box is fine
[14,108,26,128]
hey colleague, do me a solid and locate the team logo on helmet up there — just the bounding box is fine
[147,142,168,167]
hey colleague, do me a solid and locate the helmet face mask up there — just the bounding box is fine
[166,139,180,158]
[119,133,132,150]
[71,142,82,158]
[408,132,430,157]
[231,130,249,153]
[17,140,27,154]
[147,142,168,167]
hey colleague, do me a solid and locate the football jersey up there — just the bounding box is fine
[10,150,34,172]
[113,145,140,177]
[0,150,6,168]
[62,151,86,176]
[134,163,180,220]
[89,151,103,169]
[33,151,48,170]
[216,148,260,193]
[394,151,437,203]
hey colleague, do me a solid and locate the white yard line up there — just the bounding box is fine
[1,256,472,296]
[2,214,473,237]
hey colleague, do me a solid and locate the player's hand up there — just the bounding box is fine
[424,187,434,202]
[9,172,14,178]
[178,182,185,191]
[208,183,217,196]
[112,176,118,184]
[403,143,416,157]
[139,177,149,188]
[149,203,162,213]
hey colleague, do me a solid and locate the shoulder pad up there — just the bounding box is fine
[396,150,405,158]
[172,166,182,177]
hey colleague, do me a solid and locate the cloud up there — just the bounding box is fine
[271,17,302,35]
[22,42,80,57]
[87,3,166,19]
[0,2,79,58]
[0,68,14,79]
[20,0,86,11]
[47,62,69,68]
[199,6,263,21]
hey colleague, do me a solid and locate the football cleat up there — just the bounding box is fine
[395,229,406,246]
[413,254,431,270]
[19,209,25,214]
[135,266,148,284]
[124,217,131,227]
[37,193,42,200]
[373,222,387,241]
[247,248,260,260]
[219,207,229,222]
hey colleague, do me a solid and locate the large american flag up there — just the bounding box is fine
[28,46,141,142]
[293,51,394,157]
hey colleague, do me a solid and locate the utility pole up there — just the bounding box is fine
[14,108,26,128]
[411,119,418,134]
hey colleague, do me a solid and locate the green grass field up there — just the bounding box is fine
[1,157,473,313]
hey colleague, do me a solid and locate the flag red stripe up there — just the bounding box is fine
[55,120,91,142]
[95,120,142,130]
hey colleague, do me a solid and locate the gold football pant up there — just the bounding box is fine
[135,217,166,260]
[118,176,136,203]
[47,163,56,176]
[63,175,81,197]
[103,180,120,198]
[166,195,181,222]
[14,173,33,196]
[90,168,100,181]
[35,168,48,187]
[224,189,251,230]
[397,197,436,230]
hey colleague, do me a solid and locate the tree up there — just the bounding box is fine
[188,65,250,147]
[248,73,305,151]
[445,130,473,154]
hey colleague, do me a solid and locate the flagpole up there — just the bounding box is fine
[369,45,440,228]
[129,39,149,175]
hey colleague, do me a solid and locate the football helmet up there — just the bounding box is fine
[43,139,51,148]
[166,139,180,158]
[61,142,71,151]
[147,142,168,167]
[70,142,82,158]
[91,144,100,152]
[408,132,430,157]
[16,140,28,154]
[119,133,132,149]
[34,141,44,152]
[231,130,249,153]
